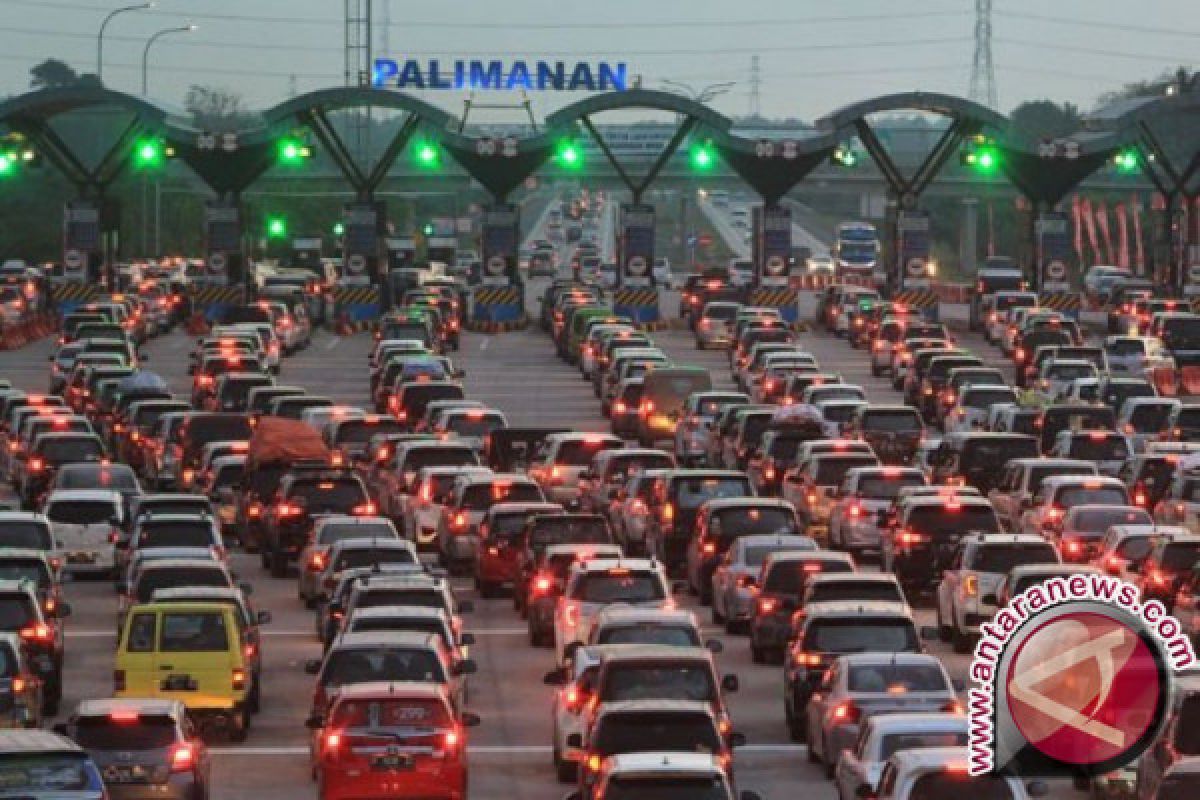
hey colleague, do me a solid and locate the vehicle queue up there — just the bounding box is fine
[0,252,1194,800]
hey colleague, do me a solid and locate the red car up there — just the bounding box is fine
[474,501,563,598]
[310,681,479,800]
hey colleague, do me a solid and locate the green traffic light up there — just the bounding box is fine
[414,141,439,168]
[971,146,998,173]
[267,217,287,238]
[1114,149,1138,172]
[690,143,715,171]
[555,140,582,169]
[278,138,310,164]
[422,223,435,236]
[834,146,858,167]
[0,153,15,175]
[333,222,345,236]
[135,139,162,167]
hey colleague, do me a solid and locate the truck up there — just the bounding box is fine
[833,221,880,283]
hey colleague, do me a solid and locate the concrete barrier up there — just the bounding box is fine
[469,285,526,332]
[612,287,663,330]
[749,287,800,326]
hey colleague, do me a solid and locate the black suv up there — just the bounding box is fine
[261,469,372,577]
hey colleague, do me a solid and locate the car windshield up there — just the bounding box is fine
[323,648,445,687]
[858,475,926,499]
[909,773,1014,800]
[0,520,52,549]
[160,611,229,651]
[808,581,904,605]
[763,560,853,593]
[461,482,543,510]
[848,663,947,692]
[73,715,177,749]
[597,624,699,648]
[863,412,923,433]
[1161,542,1200,571]
[974,545,1059,573]
[803,619,918,653]
[136,568,229,602]
[331,698,450,728]
[592,712,720,757]
[606,777,730,800]
[1070,509,1151,535]
[575,571,663,603]
[0,754,96,791]
[880,731,967,759]
[713,508,795,540]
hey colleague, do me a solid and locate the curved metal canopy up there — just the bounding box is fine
[262,87,455,130]
[815,91,1010,134]
[544,89,733,133]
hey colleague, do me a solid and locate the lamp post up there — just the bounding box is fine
[97,2,155,80]
[661,79,736,105]
[141,23,196,96]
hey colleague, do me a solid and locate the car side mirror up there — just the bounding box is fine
[457,600,474,614]
[256,610,272,625]
[566,733,583,749]
[461,712,481,727]
[460,632,476,646]
[454,659,478,676]
[1027,781,1049,798]
[729,731,747,748]
[919,625,940,641]
[543,668,567,686]
[982,593,998,606]
[705,638,724,654]
[56,602,72,618]
[305,714,325,729]
[721,674,740,693]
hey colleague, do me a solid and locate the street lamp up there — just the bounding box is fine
[661,79,736,105]
[142,23,196,96]
[97,2,155,80]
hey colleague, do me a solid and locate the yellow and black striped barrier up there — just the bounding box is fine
[48,283,99,313]
[469,285,526,333]
[1039,292,1082,317]
[613,286,663,330]
[190,285,245,322]
[749,286,800,328]
[333,286,381,307]
[332,286,381,332]
[892,288,939,322]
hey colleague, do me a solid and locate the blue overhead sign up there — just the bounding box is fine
[373,58,628,91]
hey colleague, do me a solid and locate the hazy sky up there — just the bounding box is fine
[1,0,1196,120]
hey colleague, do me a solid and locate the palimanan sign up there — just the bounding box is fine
[372,58,628,92]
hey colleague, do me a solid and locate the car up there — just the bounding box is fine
[0,729,107,798]
[261,467,373,578]
[529,433,623,507]
[710,533,815,633]
[1056,505,1152,563]
[1020,475,1130,538]
[828,467,927,555]
[474,501,563,598]
[525,543,622,647]
[881,494,1003,594]
[867,746,1044,800]
[437,472,545,573]
[782,600,924,741]
[805,653,961,778]
[307,537,418,610]
[685,497,800,604]
[749,550,856,663]
[987,458,1098,531]
[1137,534,1200,608]
[307,681,479,800]
[396,465,492,551]
[1049,429,1132,477]
[834,712,968,800]
[55,698,210,800]
[695,302,741,350]
[296,516,400,606]
[565,751,752,800]
[934,533,1059,652]
[553,557,672,668]
[0,633,42,728]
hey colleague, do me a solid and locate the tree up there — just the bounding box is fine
[185,85,250,131]
[30,59,80,89]
[1009,100,1082,138]
[1096,67,1193,107]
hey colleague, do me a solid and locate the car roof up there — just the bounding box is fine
[700,497,792,511]
[801,600,913,618]
[765,550,853,565]
[604,751,723,778]
[332,631,443,650]
[833,652,942,667]
[806,573,898,585]
[349,605,450,620]
[593,607,696,626]
[0,729,84,755]
[867,712,969,734]
[330,681,449,702]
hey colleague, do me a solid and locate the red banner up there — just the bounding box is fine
[1115,202,1130,269]
[1132,195,1145,273]
[1096,201,1114,264]
[1081,197,1101,264]
[1072,196,1084,260]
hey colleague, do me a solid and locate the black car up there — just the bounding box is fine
[261,468,372,577]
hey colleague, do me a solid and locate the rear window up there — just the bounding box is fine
[446,414,506,438]
[847,662,947,692]
[57,465,139,490]
[908,773,1014,800]
[647,373,713,403]
[963,389,1017,409]
[880,731,967,759]
[595,624,699,648]
[803,618,918,653]
[0,754,97,792]
[0,560,50,589]
[1108,339,1146,356]
[402,447,478,473]
[908,506,1000,537]
[858,474,926,499]
[318,523,396,545]
[808,581,904,605]
[674,476,752,509]
[1057,487,1129,507]
[1028,465,1094,493]
[136,568,229,602]
[358,589,443,610]
[962,438,1039,465]
[531,518,610,550]
[290,480,368,512]
[1070,508,1151,534]
[1173,694,1200,754]
[764,559,853,593]
[603,454,674,482]
[972,544,1059,573]
[140,521,214,549]
[159,611,230,652]
[0,596,33,630]
[0,520,53,549]
[461,481,543,510]
[1161,542,1200,571]
[712,507,795,540]
[592,712,720,757]
[814,456,878,486]
[333,548,415,572]
[323,648,445,687]
[335,419,406,445]
[331,698,450,728]
[606,777,728,800]
[73,715,177,749]
[574,570,664,603]
[601,665,716,704]
[862,411,922,433]
[555,439,622,466]
[39,438,103,463]
[1066,436,1129,461]
[1130,404,1174,431]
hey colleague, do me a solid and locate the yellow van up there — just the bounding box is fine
[114,601,250,740]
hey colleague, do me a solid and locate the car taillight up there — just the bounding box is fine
[170,744,195,772]
[849,503,861,519]
[963,574,978,597]
[757,596,778,615]
[351,502,377,516]
[896,530,924,547]
[701,539,717,556]
[113,669,125,691]
[764,465,776,482]
[308,551,327,572]
[452,511,468,529]
[277,503,302,517]
[181,468,194,485]
[248,503,262,519]
[833,701,861,723]
[943,699,965,715]
[232,668,246,691]
[1133,486,1148,507]
[660,503,674,524]
[1149,568,1168,588]
[1104,555,1121,575]
[794,651,822,667]
[196,375,214,388]
[806,491,818,506]
[19,623,51,643]
[534,574,555,594]
[613,401,627,415]
[324,731,341,754]
[1063,539,1082,557]
[1015,348,1026,362]
[27,457,44,473]
[563,603,579,627]
[443,728,460,755]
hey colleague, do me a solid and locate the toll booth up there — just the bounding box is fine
[385,237,417,271]
[62,201,100,285]
[341,202,384,287]
[750,204,799,325]
[470,204,524,330]
[426,236,458,269]
[895,210,932,289]
[202,201,243,286]
[613,203,661,327]
[290,237,323,272]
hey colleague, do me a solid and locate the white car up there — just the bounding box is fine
[710,533,816,632]
[871,747,1040,800]
[39,491,121,577]
[1032,358,1098,404]
[402,466,493,549]
[1104,335,1176,378]
[983,291,1038,344]
[297,516,400,606]
[828,467,927,554]
[549,644,605,781]
[942,384,1018,434]
[835,712,968,800]
[552,557,671,667]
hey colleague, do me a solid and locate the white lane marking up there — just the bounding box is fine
[479,338,489,352]
[323,337,340,352]
[207,744,805,756]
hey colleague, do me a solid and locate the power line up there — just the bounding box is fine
[996,11,1200,38]
[995,36,1199,64]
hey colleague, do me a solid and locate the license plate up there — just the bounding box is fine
[371,753,414,770]
[103,764,151,783]
[67,551,96,563]
[162,674,198,691]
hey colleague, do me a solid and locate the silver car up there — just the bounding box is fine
[806,653,960,778]
[834,712,967,800]
[828,467,926,555]
[709,533,815,633]
[1104,335,1176,378]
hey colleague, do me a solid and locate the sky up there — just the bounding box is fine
[0,0,1196,121]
